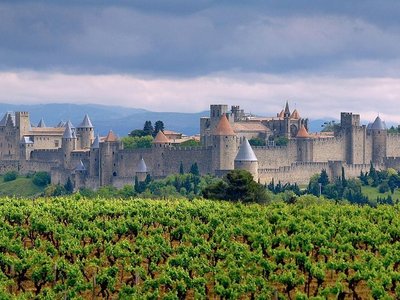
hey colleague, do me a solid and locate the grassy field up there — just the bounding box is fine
[0,176,44,197]
[361,185,400,202]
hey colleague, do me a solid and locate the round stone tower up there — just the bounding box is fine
[234,137,259,181]
[211,114,237,174]
[296,124,312,162]
[370,116,387,164]
[100,130,119,186]
[62,121,77,169]
[89,134,100,178]
[76,114,94,149]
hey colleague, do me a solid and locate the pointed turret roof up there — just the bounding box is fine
[290,109,300,119]
[137,157,148,173]
[0,112,15,127]
[296,124,310,138]
[37,118,46,128]
[371,116,387,130]
[75,160,86,171]
[63,122,76,139]
[104,130,118,142]
[78,114,93,128]
[57,120,66,127]
[153,130,169,143]
[213,115,235,136]
[64,120,75,129]
[235,138,257,161]
[278,109,284,118]
[91,134,100,149]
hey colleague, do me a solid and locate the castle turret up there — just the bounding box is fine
[136,157,148,181]
[212,114,237,174]
[153,130,170,148]
[370,116,387,164]
[73,160,87,190]
[76,114,94,149]
[296,124,313,162]
[100,130,119,186]
[62,122,76,167]
[62,121,77,169]
[89,134,100,178]
[37,118,46,128]
[234,137,258,181]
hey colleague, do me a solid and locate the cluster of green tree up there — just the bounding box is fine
[359,163,400,194]
[202,170,272,204]
[129,120,165,138]
[267,179,301,195]
[308,168,369,205]
[268,136,289,146]
[388,125,400,133]
[248,137,266,146]
[320,120,340,132]
[122,120,166,150]
[44,177,74,196]
[3,170,51,187]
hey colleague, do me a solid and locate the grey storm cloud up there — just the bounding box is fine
[1,0,400,76]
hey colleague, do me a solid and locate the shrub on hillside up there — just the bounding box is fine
[32,172,51,187]
[3,171,18,182]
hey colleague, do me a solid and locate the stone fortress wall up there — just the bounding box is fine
[0,103,400,191]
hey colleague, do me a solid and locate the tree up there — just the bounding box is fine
[32,171,51,187]
[275,136,289,146]
[249,137,266,147]
[153,121,165,136]
[3,171,18,182]
[64,177,74,194]
[318,169,329,188]
[179,162,184,175]
[143,121,153,136]
[129,129,148,137]
[190,163,200,176]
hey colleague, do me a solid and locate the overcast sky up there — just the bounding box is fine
[1,1,400,122]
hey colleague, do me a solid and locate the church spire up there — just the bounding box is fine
[284,101,290,118]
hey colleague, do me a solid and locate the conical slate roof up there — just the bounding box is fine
[153,130,169,143]
[75,160,86,171]
[371,116,387,130]
[136,157,148,173]
[213,115,235,136]
[235,138,257,161]
[57,120,66,127]
[0,112,15,127]
[296,124,310,138]
[91,134,100,149]
[104,130,118,142]
[78,114,93,128]
[37,118,46,128]
[64,120,75,129]
[63,122,76,139]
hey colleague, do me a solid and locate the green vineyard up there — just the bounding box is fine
[0,196,400,299]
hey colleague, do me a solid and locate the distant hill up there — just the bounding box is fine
[0,103,207,136]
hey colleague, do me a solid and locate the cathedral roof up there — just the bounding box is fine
[213,115,235,136]
[104,130,118,142]
[290,109,300,119]
[78,114,94,128]
[284,101,291,116]
[137,157,148,173]
[37,118,46,128]
[370,116,387,130]
[296,124,310,138]
[278,109,284,118]
[75,160,86,171]
[153,130,170,143]
[91,134,100,149]
[235,138,258,162]
[63,122,76,139]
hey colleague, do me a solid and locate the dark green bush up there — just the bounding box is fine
[3,171,18,182]
[32,172,51,187]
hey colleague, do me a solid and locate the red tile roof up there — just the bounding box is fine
[104,130,118,142]
[296,124,310,138]
[213,115,235,136]
[153,130,170,143]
